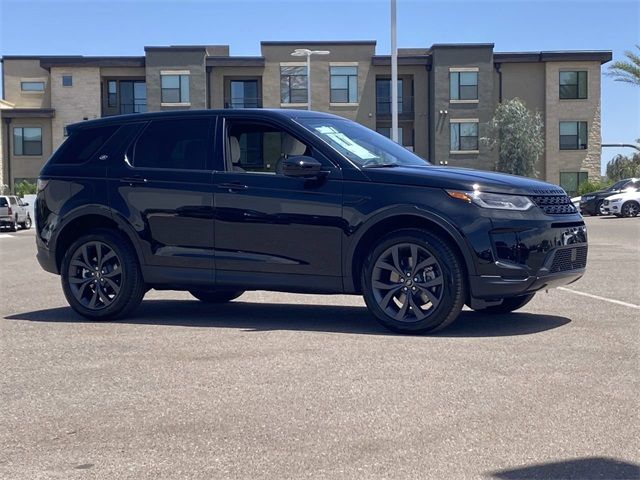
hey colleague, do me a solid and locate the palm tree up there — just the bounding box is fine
[607,45,640,86]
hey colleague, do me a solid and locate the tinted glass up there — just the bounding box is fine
[0,198,7,207]
[133,118,210,170]
[57,125,118,164]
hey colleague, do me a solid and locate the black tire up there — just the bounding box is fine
[596,200,605,216]
[361,229,466,334]
[9,215,18,232]
[621,201,639,218]
[20,215,32,230]
[189,289,244,303]
[472,293,535,314]
[61,229,145,320]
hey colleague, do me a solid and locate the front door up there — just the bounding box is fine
[108,117,215,276]
[213,116,343,289]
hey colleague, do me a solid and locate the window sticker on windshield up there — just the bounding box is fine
[315,126,377,160]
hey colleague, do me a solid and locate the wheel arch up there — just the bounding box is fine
[345,207,476,294]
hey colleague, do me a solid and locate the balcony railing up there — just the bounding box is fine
[225,97,262,109]
[376,96,414,116]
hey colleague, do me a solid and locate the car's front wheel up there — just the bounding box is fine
[596,200,606,216]
[471,293,535,314]
[361,229,466,334]
[621,201,639,218]
[190,289,244,303]
[61,229,146,320]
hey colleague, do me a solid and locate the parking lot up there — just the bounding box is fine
[1,216,638,479]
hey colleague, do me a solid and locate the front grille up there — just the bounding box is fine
[550,245,588,273]
[531,195,578,215]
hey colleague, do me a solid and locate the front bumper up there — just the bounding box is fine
[36,240,59,274]
[579,198,598,215]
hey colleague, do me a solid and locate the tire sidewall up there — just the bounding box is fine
[61,230,140,320]
[361,229,465,334]
[622,201,639,218]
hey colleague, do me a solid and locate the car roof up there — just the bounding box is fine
[67,109,342,133]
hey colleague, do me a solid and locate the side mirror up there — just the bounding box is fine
[22,202,29,206]
[282,155,323,178]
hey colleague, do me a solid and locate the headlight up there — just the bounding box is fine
[447,190,534,211]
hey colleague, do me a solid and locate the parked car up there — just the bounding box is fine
[580,178,640,216]
[602,190,640,217]
[0,195,32,231]
[35,110,588,334]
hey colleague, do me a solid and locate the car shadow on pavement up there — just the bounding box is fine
[489,456,640,479]
[6,300,571,337]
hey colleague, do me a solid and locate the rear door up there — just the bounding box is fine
[108,116,216,278]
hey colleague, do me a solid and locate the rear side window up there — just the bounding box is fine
[0,198,7,207]
[57,125,118,164]
[132,118,210,170]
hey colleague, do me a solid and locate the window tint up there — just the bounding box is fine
[560,172,588,196]
[62,75,73,87]
[57,125,118,164]
[450,121,479,151]
[133,118,210,170]
[330,66,358,103]
[0,198,7,207]
[560,71,587,99]
[559,121,588,150]
[21,81,45,92]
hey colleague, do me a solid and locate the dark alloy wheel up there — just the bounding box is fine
[362,229,466,334]
[21,215,32,230]
[471,293,535,314]
[190,289,244,303]
[621,201,639,218]
[61,229,145,320]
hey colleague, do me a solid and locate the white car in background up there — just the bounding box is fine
[602,190,640,217]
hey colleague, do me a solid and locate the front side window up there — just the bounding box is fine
[225,121,312,174]
[560,172,588,196]
[560,71,587,99]
[132,118,209,170]
[450,71,478,101]
[280,66,308,104]
[298,117,428,168]
[21,81,45,92]
[107,81,117,107]
[330,66,358,103]
[376,79,403,114]
[161,74,190,104]
[13,127,42,156]
[450,121,479,151]
[559,121,588,150]
[62,75,73,87]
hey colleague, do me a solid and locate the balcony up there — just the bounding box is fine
[224,97,262,109]
[376,96,414,117]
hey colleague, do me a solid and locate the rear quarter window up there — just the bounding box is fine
[0,197,7,207]
[55,125,119,164]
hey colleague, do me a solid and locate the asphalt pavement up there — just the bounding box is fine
[1,216,638,479]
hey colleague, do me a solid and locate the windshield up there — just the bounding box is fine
[297,117,430,168]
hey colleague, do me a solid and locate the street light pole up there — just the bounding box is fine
[291,48,330,111]
[390,0,399,143]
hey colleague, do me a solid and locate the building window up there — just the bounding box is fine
[13,127,43,156]
[161,74,190,104]
[229,80,259,108]
[450,71,478,101]
[21,81,45,92]
[559,121,588,150]
[560,172,588,196]
[107,81,117,107]
[376,79,403,114]
[377,126,404,145]
[559,71,587,99]
[62,75,73,87]
[330,65,358,103]
[280,65,308,104]
[450,121,479,152]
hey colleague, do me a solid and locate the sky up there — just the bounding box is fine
[0,0,638,173]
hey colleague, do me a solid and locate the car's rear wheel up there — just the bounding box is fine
[20,215,31,230]
[61,229,145,320]
[621,201,639,218]
[189,289,244,303]
[472,293,535,314]
[361,229,466,334]
[9,215,18,232]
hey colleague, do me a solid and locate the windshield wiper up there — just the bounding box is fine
[363,163,401,168]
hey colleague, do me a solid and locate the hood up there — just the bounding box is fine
[606,191,640,201]
[361,165,565,196]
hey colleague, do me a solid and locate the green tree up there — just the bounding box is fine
[607,45,640,86]
[606,149,640,181]
[482,98,544,177]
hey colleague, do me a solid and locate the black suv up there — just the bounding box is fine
[579,178,640,216]
[35,110,587,334]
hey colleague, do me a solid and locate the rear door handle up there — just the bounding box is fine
[217,182,248,192]
[120,176,147,185]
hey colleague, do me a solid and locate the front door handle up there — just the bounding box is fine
[217,182,248,192]
[120,176,148,185]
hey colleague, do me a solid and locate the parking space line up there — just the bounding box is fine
[558,287,640,309]
[0,234,13,238]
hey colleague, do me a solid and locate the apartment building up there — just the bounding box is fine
[0,41,611,194]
